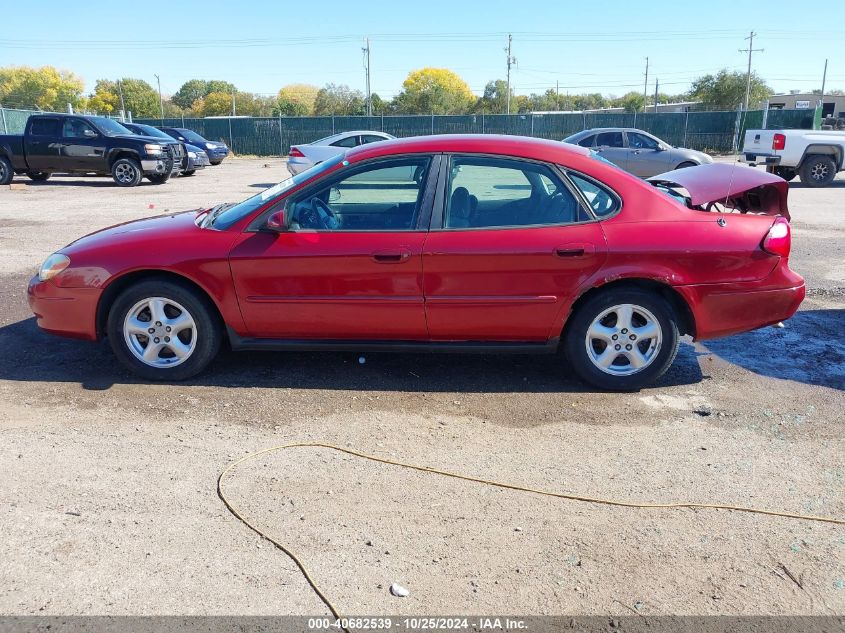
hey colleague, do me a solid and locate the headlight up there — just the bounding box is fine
[144,143,163,155]
[205,143,217,149]
[38,253,70,281]
[188,151,197,158]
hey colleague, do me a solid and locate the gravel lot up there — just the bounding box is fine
[1,159,843,618]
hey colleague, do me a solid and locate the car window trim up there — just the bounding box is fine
[429,153,598,232]
[247,153,441,234]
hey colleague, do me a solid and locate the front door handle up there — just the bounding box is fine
[555,243,596,258]
[372,249,411,263]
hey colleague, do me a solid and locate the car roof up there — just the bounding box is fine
[345,134,592,164]
[310,130,392,144]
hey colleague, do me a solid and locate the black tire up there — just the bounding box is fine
[26,171,50,182]
[147,173,171,185]
[0,156,12,185]
[182,170,196,176]
[107,279,221,381]
[799,154,837,187]
[563,288,680,391]
[209,160,223,166]
[773,167,797,182]
[674,161,697,169]
[111,157,143,187]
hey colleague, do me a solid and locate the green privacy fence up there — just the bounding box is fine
[0,105,814,157]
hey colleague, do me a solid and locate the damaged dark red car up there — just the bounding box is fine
[28,135,804,390]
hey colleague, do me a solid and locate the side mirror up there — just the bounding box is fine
[266,210,287,232]
[83,129,97,138]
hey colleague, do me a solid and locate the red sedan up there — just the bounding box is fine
[28,135,804,390]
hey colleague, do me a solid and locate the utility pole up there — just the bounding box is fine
[653,78,659,113]
[555,80,559,111]
[820,58,828,103]
[739,31,763,110]
[154,74,164,121]
[117,79,126,118]
[505,33,516,115]
[642,57,649,112]
[231,88,236,117]
[362,38,372,116]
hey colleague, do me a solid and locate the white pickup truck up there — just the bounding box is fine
[741,128,845,187]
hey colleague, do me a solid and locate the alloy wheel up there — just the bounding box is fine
[123,297,197,368]
[810,162,830,181]
[584,303,663,376]
[115,162,138,184]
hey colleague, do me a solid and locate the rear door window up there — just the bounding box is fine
[29,118,59,137]
[594,132,624,148]
[331,135,359,148]
[567,172,620,217]
[576,134,596,148]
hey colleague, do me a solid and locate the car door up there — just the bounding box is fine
[593,131,629,172]
[60,118,106,172]
[25,117,62,171]
[228,155,439,339]
[626,131,673,177]
[422,155,607,342]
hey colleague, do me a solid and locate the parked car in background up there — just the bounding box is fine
[287,130,394,175]
[158,127,229,165]
[741,128,845,187]
[28,135,803,391]
[122,123,209,176]
[563,128,713,178]
[0,114,183,186]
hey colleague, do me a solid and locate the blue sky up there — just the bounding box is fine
[2,0,842,99]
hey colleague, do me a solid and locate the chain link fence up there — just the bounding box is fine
[0,104,814,157]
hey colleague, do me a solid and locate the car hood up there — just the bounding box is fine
[184,143,206,153]
[63,210,202,254]
[113,134,179,145]
[647,163,790,219]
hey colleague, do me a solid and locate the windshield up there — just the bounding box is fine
[177,129,207,144]
[135,124,173,140]
[89,117,133,137]
[210,154,345,229]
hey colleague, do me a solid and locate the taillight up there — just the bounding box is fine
[762,217,791,257]
[772,133,786,151]
[288,147,304,158]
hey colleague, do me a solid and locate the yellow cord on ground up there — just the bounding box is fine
[217,442,845,620]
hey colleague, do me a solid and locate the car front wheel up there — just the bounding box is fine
[563,289,680,391]
[111,158,143,187]
[107,280,221,380]
[0,156,13,185]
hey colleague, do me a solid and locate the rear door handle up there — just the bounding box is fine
[555,243,596,258]
[372,249,411,263]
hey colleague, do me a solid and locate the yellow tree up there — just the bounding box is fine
[277,84,319,116]
[394,68,475,114]
[195,91,234,116]
[0,66,86,111]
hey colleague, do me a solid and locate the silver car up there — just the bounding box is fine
[563,128,713,178]
[287,131,394,176]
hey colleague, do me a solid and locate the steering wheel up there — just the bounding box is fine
[310,198,340,230]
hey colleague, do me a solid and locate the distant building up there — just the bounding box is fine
[768,92,845,118]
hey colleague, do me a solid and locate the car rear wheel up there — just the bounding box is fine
[0,157,13,185]
[111,158,143,187]
[107,280,221,381]
[26,171,50,182]
[563,289,680,391]
[799,154,836,187]
[147,173,170,185]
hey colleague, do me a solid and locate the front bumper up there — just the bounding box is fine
[742,152,782,167]
[206,147,229,162]
[141,157,180,175]
[186,153,210,171]
[27,276,101,341]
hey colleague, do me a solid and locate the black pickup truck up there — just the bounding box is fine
[0,114,184,187]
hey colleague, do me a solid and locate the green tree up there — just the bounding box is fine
[194,91,233,116]
[313,84,365,115]
[91,78,159,117]
[277,83,319,116]
[171,79,209,110]
[476,80,512,113]
[0,65,86,111]
[393,68,475,114]
[688,69,773,109]
[614,91,646,113]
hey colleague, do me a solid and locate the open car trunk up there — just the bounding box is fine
[647,162,790,221]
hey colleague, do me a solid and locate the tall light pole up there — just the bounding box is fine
[739,31,763,111]
[117,79,126,118]
[154,74,164,121]
[505,34,516,115]
[642,57,649,112]
[820,58,828,103]
[362,38,372,117]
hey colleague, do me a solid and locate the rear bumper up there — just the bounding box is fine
[678,264,805,340]
[742,152,782,166]
[27,276,100,341]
